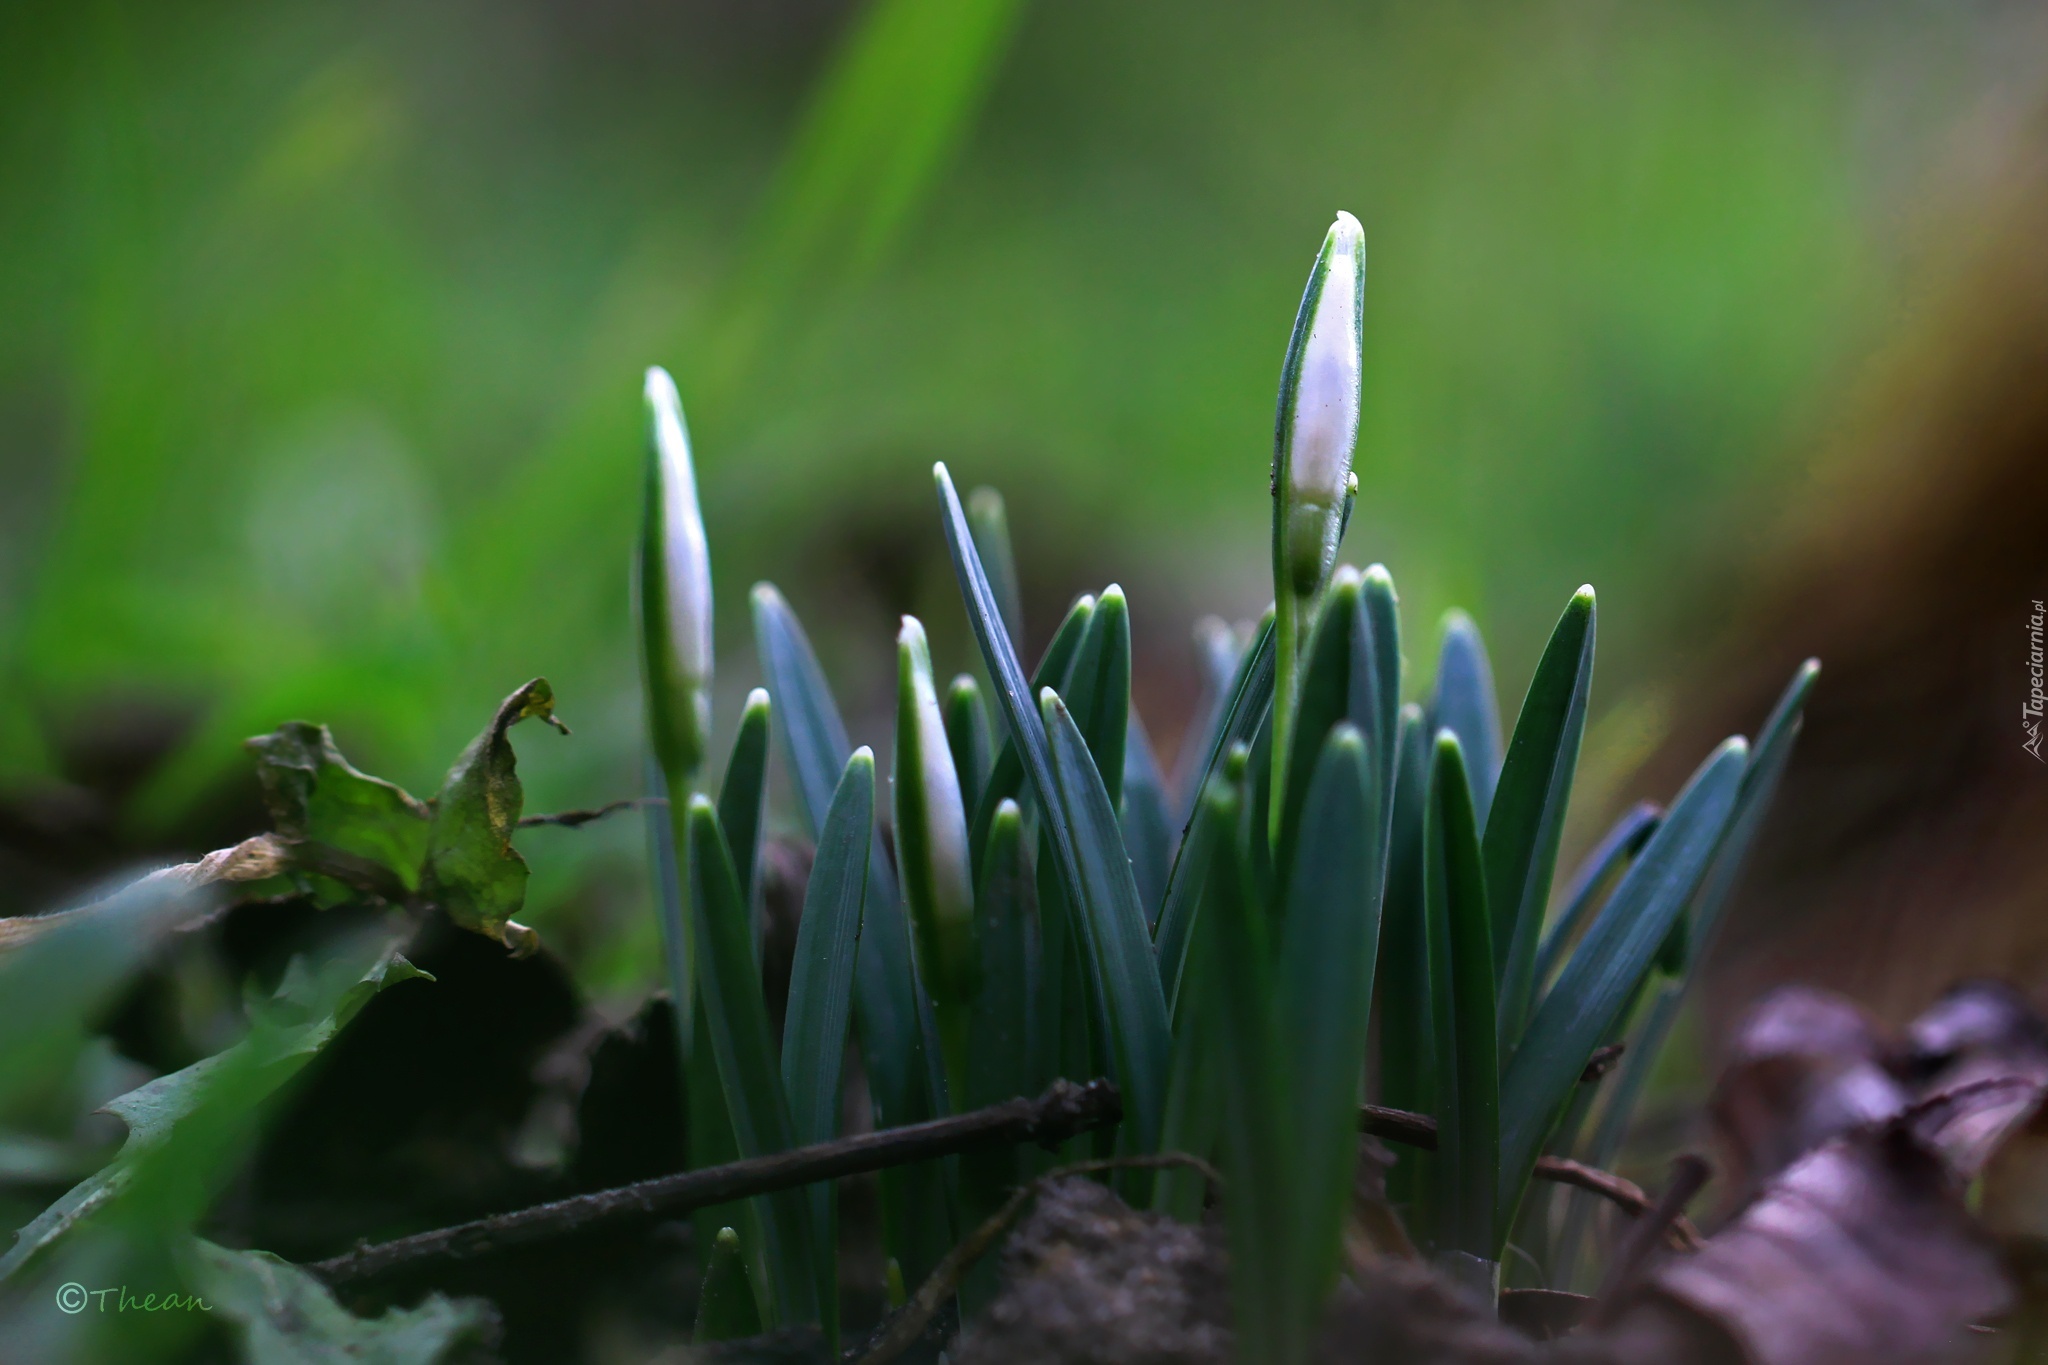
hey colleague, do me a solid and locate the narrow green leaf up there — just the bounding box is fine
[1242,705,1277,912]
[967,592,1095,874]
[685,795,819,1327]
[1034,831,1095,1130]
[1122,709,1175,927]
[782,748,873,1143]
[1431,611,1503,819]
[714,0,1025,384]
[750,583,928,1138]
[965,799,1036,1111]
[694,1226,764,1342]
[944,674,993,821]
[1273,568,1366,899]
[1424,732,1497,1260]
[1276,724,1383,1296]
[967,485,1025,655]
[1690,659,1817,963]
[1153,613,1276,998]
[1064,583,1132,805]
[422,679,568,957]
[959,797,1038,1310]
[779,748,870,1340]
[1531,801,1660,991]
[1496,737,1747,1234]
[1549,979,1682,1290]
[1194,778,1299,1365]
[895,617,979,1101]
[1563,659,1819,1249]
[686,992,750,1307]
[1153,793,1220,1015]
[1179,616,1246,820]
[643,756,695,1060]
[1375,705,1435,1132]
[1152,954,1219,1222]
[716,689,772,904]
[1039,689,1173,1154]
[1359,565,1403,809]
[1174,610,1277,839]
[1483,587,1595,1046]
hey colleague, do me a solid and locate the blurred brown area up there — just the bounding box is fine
[1652,111,2048,1037]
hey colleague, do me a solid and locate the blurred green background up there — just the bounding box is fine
[1,0,2037,993]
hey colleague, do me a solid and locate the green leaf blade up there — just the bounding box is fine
[1425,732,1497,1260]
[693,1226,764,1343]
[1064,583,1132,806]
[1276,724,1383,1295]
[685,796,819,1328]
[1531,800,1661,991]
[967,592,1095,876]
[1039,689,1173,1154]
[966,485,1025,654]
[1191,780,1297,1363]
[1430,612,1503,819]
[944,674,993,822]
[1121,710,1175,928]
[781,749,874,1146]
[717,689,773,912]
[1496,736,1748,1233]
[1153,612,1276,999]
[751,582,927,1138]
[1375,704,1435,1127]
[1483,586,1596,1046]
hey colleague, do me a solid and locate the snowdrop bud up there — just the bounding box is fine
[1273,212,1366,598]
[893,616,978,1011]
[639,366,714,781]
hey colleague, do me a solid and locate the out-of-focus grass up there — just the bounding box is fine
[0,1,2032,987]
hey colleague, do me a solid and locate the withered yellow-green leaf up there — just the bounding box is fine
[422,679,569,956]
[245,721,432,893]
[189,1239,497,1365]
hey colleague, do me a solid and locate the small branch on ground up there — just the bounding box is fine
[1359,1104,1701,1250]
[307,1078,1121,1287]
[517,798,661,830]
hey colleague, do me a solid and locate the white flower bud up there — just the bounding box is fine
[1274,212,1366,597]
[641,365,714,779]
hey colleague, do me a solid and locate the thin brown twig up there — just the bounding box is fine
[517,798,661,830]
[850,1153,1224,1365]
[307,1079,1121,1287]
[1358,1104,1702,1251]
[1589,1153,1713,1324]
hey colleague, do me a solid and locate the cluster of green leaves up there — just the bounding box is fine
[636,217,1815,1362]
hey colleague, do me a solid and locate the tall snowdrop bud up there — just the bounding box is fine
[893,616,979,1092]
[639,366,714,785]
[1272,211,1366,600]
